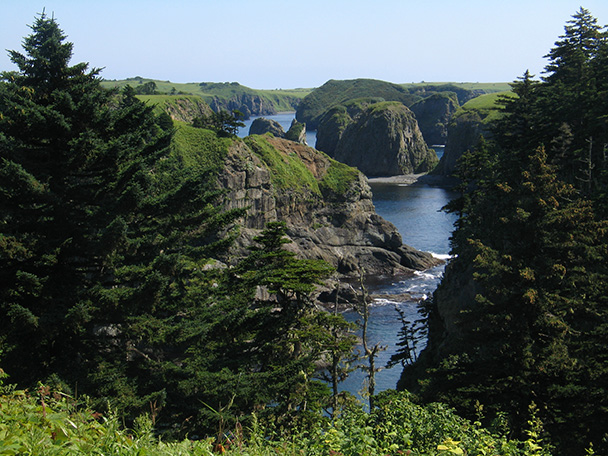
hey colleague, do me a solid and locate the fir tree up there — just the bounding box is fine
[0,13,242,425]
[409,9,608,454]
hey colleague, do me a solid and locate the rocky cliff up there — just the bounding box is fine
[218,134,440,279]
[433,111,489,175]
[410,92,459,145]
[434,92,506,176]
[210,93,277,119]
[317,101,438,176]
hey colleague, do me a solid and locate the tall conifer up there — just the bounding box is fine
[0,13,241,423]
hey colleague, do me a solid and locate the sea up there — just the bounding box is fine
[238,113,457,398]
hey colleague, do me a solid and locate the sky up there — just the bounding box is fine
[2,0,608,89]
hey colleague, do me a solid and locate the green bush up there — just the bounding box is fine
[0,385,552,455]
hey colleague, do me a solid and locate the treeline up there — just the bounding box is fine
[403,8,608,455]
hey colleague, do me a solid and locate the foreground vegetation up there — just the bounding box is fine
[0,378,550,455]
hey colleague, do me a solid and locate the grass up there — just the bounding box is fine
[368,100,405,113]
[135,94,211,116]
[401,81,512,92]
[101,78,312,113]
[171,124,232,171]
[243,135,360,200]
[452,91,513,124]
[244,135,321,195]
[319,157,360,198]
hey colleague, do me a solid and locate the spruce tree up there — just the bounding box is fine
[0,13,241,424]
[409,9,608,453]
[541,7,608,191]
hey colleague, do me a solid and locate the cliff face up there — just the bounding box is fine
[219,135,440,278]
[434,111,490,176]
[397,259,479,391]
[410,93,459,146]
[433,92,505,176]
[210,93,277,118]
[319,102,438,177]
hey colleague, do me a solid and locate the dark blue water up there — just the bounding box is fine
[338,183,457,400]
[238,113,457,398]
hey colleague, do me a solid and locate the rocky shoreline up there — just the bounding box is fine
[367,173,458,187]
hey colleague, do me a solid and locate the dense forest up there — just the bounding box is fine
[0,8,606,456]
[401,7,608,456]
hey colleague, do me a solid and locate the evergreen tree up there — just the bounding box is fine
[408,9,608,454]
[192,109,245,137]
[0,13,242,425]
[175,222,354,433]
[540,7,608,191]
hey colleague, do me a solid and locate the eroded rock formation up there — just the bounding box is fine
[219,136,440,279]
[318,102,438,176]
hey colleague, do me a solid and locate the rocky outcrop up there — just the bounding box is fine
[284,119,307,144]
[410,93,459,145]
[248,118,308,145]
[320,102,438,177]
[210,93,277,119]
[219,135,441,279]
[315,99,380,154]
[434,111,488,175]
[249,117,285,137]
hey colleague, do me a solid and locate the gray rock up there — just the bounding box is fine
[331,102,438,176]
[219,136,441,278]
[249,117,286,137]
[410,92,459,146]
[285,119,307,144]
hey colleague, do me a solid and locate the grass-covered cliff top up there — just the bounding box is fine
[401,81,512,92]
[452,91,513,124]
[102,77,310,112]
[244,135,359,198]
[368,100,411,114]
[171,124,233,171]
[296,78,420,128]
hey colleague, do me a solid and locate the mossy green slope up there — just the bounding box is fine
[243,134,359,199]
[102,78,310,114]
[296,79,421,129]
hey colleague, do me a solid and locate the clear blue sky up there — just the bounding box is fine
[2,0,608,89]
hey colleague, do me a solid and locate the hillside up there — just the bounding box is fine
[169,123,440,278]
[136,94,213,123]
[101,77,311,117]
[295,78,421,130]
[433,91,512,175]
